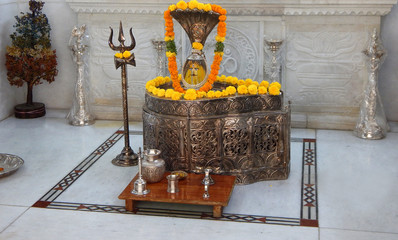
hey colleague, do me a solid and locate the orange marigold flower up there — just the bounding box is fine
[218,31,226,37]
[219,15,227,21]
[165,31,175,37]
[219,8,227,15]
[164,10,171,18]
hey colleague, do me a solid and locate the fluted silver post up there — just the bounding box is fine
[354,29,389,139]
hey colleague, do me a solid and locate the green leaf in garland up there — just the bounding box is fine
[215,42,224,53]
[166,40,177,53]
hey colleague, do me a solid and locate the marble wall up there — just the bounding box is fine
[0,0,397,130]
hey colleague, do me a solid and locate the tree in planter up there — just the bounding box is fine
[5,0,57,118]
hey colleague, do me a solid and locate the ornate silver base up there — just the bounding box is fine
[354,124,385,140]
[69,117,95,126]
[131,178,150,195]
[143,83,291,185]
[112,147,138,166]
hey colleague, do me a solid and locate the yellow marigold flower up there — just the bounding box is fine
[219,75,226,83]
[252,81,259,87]
[214,52,224,57]
[215,36,225,42]
[160,77,167,85]
[248,84,258,95]
[192,42,203,50]
[123,51,131,58]
[169,4,177,11]
[226,76,233,84]
[165,89,174,98]
[222,90,228,97]
[270,81,281,89]
[157,89,166,97]
[197,91,207,98]
[155,76,164,85]
[231,77,238,85]
[178,74,182,80]
[115,53,123,58]
[164,36,174,41]
[237,85,248,95]
[238,79,245,86]
[166,51,176,58]
[164,76,171,83]
[176,1,188,10]
[184,92,197,100]
[207,90,215,98]
[215,91,222,98]
[188,0,198,9]
[260,80,269,88]
[152,87,159,96]
[245,78,253,86]
[186,89,196,95]
[172,91,182,100]
[258,86,267,94]
[269,85,281,95]
[226,86,236,95]
[198,2,205,10]
[216,76,222,82]
[146,80,155,88]
[204,3,212,11]
[146,85,155,93]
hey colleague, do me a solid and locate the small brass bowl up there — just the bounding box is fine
[171,170,188,180]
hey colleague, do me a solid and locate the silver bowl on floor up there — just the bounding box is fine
[0,153,24,178]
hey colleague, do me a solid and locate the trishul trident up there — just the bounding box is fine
[108,21,138,166]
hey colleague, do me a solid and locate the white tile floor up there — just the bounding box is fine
[0,110,397,240]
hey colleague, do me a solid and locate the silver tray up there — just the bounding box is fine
[0,153,24,178]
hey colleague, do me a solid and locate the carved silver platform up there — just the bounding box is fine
[143,84,291,185]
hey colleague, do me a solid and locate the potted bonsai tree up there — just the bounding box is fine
[5,0,58,118]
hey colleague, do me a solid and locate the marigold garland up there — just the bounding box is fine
[164,0,227,93]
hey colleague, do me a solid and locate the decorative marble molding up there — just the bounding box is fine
[66,0,397,16]
[66,0,398,129]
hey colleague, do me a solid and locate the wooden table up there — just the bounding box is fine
[119,172,236,218]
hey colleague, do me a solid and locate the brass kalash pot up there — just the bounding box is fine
[170,9,219,89]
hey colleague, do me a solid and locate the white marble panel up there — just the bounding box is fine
[0,205,27,232]
[317,130,398,233]
[0,207,319,240]
[0,117,120,206]
[56,133,142,206]
[320,228,398,240]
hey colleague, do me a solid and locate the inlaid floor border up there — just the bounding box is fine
[33,130,318,227]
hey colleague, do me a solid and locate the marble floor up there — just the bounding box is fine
[0,110,397,240]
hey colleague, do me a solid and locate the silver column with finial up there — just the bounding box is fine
[264,39,283,83]
[354,29,389,139]
[67,24,95,126]
[109,21,138,166]
[152,39,167,77]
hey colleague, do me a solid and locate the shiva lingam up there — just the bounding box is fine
[131,148,150,195]
[108,21,138,166]
[170,9,220,89]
